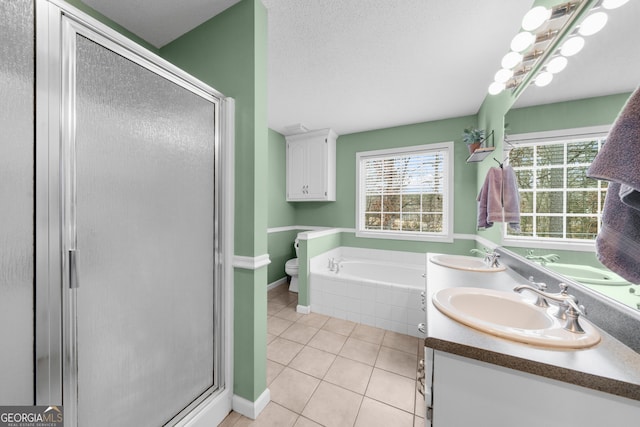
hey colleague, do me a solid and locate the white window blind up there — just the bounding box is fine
[356,142,453,242]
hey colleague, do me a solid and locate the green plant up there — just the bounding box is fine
[462,128,486,145]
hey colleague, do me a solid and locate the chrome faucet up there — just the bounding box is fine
[470,248,500,268]
[513,282,587,334]
[486,251,500,268]
[523,276,549,308]
[327,257,341,273]
[525,250,560,266]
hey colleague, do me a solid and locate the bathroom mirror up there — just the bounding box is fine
[502,0,640,311]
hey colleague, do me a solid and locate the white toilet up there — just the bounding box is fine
[284,239,300,293]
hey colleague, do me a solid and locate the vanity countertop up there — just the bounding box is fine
[423,253,640,402]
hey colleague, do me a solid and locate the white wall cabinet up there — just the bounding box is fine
[286,128,337,201]
[424,349,640,426]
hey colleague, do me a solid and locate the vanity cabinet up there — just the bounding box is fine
[286,128,337,201]
[424,349,640,426]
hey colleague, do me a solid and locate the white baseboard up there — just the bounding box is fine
[296,305,311,314]
[232,388,270,420]
[268,277,288,291]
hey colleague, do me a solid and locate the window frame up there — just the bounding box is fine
[355,141,454,242]
[503,125,610,252]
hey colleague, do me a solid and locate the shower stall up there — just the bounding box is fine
[31,1,231,425]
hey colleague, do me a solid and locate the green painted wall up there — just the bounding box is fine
[269,92,632,303]
[474,93,631,249]
[294,116,480,234]
[268,117,485,288]
[268,129,296,227]
[267,229,298,284]
[340,232,476,254]
[298,233,343,306]
[267,129,298,284]
[161,0,268,402]
[475,88,518,245]
[503,92,631,268]
[506,93,631,134]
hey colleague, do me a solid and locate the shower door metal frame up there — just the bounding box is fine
[35,1,232,425]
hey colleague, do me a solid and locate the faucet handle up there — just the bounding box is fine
[559,282,569,295]
[524,277,549,308]
[528,276,547,291]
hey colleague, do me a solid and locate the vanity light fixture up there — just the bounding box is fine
[488,1,584,96]
[488,0,630,97]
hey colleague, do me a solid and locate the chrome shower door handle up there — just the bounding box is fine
[69,249,79,289]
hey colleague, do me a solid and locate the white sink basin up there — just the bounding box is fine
[430,254,506,272]
[432,287,601,349]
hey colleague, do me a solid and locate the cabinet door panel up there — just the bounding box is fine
[432,351,640,426]
[287,141,307,200]
[305,137,328,199]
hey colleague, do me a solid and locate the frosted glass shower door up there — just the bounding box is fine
[68,32,219,426]
[0,0,34,404]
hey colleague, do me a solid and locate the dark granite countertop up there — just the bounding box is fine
[423,253,640,402]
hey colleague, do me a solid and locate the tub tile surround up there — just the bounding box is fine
[220,285,426,426]
[496,247,640,353]
[309,247,427,338]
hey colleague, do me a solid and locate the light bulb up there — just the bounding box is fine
[534,72,553,87]
[501,51,523,69]
[546,56,568,74]
[494,68,514,84]
[510,32,535,52]
[602,0,629,9]
[578,12,608,36]
[560,37,585,56]
[488,81,505,95]
[522,6,551,31]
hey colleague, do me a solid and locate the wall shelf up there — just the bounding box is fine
[465,129,495,163]
[466,146,496,163]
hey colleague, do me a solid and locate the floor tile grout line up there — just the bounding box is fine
[263,289,423,426]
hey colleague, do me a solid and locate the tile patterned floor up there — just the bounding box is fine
[219,285,426,427]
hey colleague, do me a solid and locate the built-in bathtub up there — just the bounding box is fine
[543,263,629,286]
[309,247,426,337]
[534,261,638,310]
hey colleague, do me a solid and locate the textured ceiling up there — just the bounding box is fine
[83,0,243,47]
[263,0,533,135]
[79,0,640,136]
